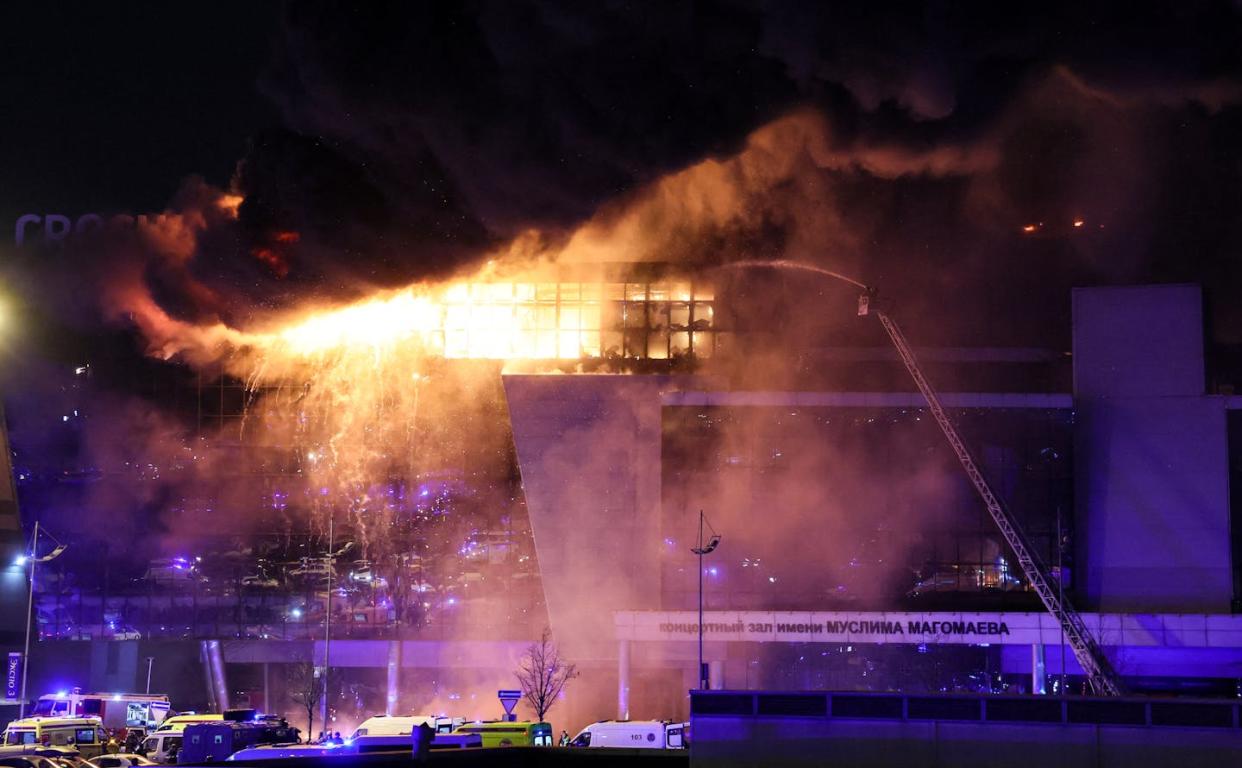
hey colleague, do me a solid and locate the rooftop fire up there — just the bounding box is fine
[267,278,716,361]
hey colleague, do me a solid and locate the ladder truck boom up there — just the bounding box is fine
[862,298,1124,696]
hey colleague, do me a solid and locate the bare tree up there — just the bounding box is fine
[287,661,322,739]
[515,627,577,723]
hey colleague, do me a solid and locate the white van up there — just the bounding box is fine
[569,720,689,749]
[141,714,222,764]
[151,714,222,733]
[138,732,183,765]
[349,715,437,740]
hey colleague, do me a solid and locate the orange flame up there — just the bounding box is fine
[217,194,244,218]
[253,275,710,363]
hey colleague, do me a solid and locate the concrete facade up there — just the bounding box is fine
[9,284,1238,729]
[504,283,1242,717]
[507,284,1240,640]
[503,375,672,661]
[1072,285,1233,612]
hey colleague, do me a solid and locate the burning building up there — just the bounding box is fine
[505,280,1242,720]
[6,261,1242,732]
[2,0,1242,745]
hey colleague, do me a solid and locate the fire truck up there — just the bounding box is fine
[30,690,171,731]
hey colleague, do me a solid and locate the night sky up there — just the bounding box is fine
[3,1,1242,368]
[7,5,1242,720]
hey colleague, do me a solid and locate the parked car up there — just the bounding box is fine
[287,559,332,582]
[86,754,155,768]
[240,574,280,589]
[348,560,374,583]
[0,747,86,768]
[141,558,203,586]
[0,756,66,768]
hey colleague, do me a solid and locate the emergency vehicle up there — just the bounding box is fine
[1,716,108,758]
[30,691,170,731]
[569,720,689,749]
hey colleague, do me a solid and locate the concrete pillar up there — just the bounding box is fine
[386,641,402,715]
[708,660,725,691]
[617,640,630,720]
[262,663,269,713]
[1031,643,1047,695]
[200,640,228,712]
[682,663,699,698]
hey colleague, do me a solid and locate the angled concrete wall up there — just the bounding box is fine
[504,375,675,661]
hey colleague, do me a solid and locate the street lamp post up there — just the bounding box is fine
[318,516,351,733]
[18,534,34,718]
[321,516,332,732]
[689,511,720,691]
[17,521,66,718]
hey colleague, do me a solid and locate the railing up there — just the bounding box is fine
[33,591,542,642]
[691,690,1242,729]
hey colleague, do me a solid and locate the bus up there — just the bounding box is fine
[451,721,553,747]
[30,692,170,731]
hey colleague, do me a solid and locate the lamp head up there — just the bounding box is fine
[691,534,721,555]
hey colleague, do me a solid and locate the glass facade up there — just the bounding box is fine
[433,279,716,360]
[31,531,544,642]
[661,406,1074,612]
[17,363,548,644]
[1228,410,1242,612]
[15,272,718,645]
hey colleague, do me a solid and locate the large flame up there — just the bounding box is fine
[114,109,930,554]
[273,289,444,356]
[182,265,718,561]
[248,275,712,364]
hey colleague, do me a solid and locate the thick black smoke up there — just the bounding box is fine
[214,0,1242,343]
[255,1,1242,233]
[9,2,1242,346]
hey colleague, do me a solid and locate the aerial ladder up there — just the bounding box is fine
[857,290,1125,696]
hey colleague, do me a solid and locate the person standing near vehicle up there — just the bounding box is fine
[559,730,570,747]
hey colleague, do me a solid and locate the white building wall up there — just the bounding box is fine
[1072,285,1233,612]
